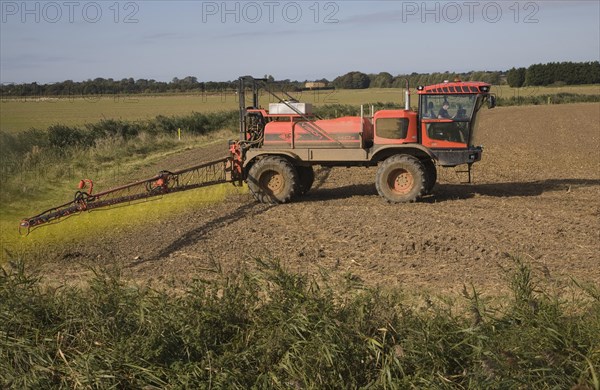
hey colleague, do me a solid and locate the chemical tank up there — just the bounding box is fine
[263,116,373,149]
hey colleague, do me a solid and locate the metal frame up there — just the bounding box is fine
[20,158,229,234]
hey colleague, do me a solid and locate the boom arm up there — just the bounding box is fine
[20,157,231,234]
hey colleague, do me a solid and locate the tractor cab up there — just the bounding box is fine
[417,81,495,166]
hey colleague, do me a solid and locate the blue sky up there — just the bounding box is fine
[1,0,599,83]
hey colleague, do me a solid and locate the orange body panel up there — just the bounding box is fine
[373,110,418,145]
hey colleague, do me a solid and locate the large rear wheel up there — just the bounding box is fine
[247,156,298,204]
[375,155,425,203]
[295,165,315,196]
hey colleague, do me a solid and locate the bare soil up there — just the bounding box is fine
[31,103,600,296]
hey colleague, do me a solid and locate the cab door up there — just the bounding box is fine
[419,95,475,148]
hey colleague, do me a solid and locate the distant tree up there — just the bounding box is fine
[470,71,501,85]
[522,61,599,86]
[332,71,370,89]
[182,76,198,84]
[507,67,526,87]
[525,63,553,86]
[371,72,393,88]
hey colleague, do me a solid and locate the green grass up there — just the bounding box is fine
[2,183,241,262]
[0,129,241,263]
[3,85,599,132]
[0,94,238,133]
[1,256,598,389]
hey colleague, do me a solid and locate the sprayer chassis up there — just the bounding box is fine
[244,144,482,168]
[232,76,494,204]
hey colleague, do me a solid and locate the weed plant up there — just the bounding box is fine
[1,257,598,389]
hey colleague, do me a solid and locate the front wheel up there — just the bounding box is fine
[375,155,425,203]
[422,159,437,195]
[247,156,298,204]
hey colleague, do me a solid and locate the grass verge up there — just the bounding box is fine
[1,256,598,389]
[0,124,240,264]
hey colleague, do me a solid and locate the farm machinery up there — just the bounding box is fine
[20,76,496,233]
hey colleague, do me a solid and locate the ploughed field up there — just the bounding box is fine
[33,103,600,295]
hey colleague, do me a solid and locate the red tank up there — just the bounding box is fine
[263,116,373,148]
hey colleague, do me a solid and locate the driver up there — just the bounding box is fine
[454,104,467,119]
[438,102,451,119]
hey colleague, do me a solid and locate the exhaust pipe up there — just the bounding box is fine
[405,79,410,110]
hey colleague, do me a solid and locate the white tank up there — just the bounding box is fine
[268,102,313,115]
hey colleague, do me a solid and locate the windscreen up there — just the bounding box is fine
[420,94,477,120]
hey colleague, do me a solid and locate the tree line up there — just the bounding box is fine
[332,70,502,89]
[334,61,599,89]
[0,77,242,97]
[1,61,597,97]
[506,61,600,87]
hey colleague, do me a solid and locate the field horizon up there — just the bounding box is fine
[2,84,599,132]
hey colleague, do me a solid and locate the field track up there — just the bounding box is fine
[29,103,600,295]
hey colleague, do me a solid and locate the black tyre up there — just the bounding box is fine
[247,156,298,204]
[422,158,437,195]
[295,165,315,196]
[375,155,425,203]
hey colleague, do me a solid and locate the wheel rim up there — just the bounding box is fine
[260,170,284,195]
[388,168,414,195]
